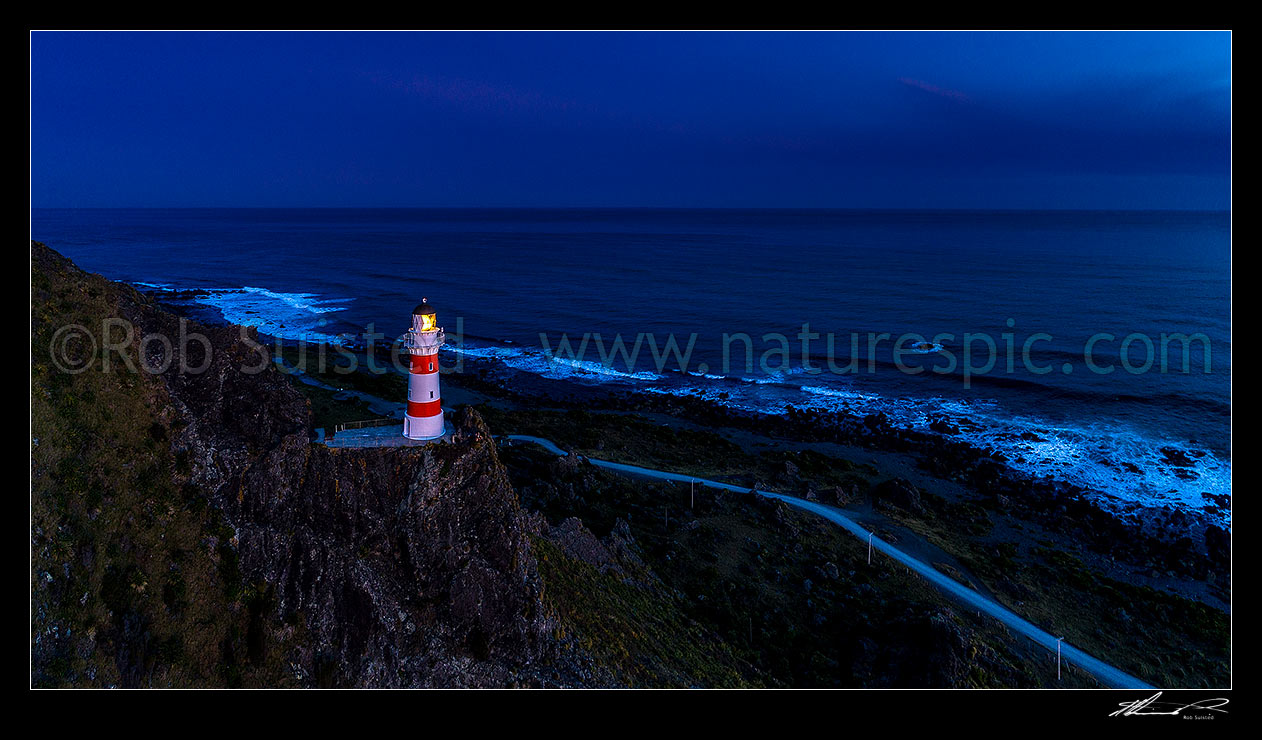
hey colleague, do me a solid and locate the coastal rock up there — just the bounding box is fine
[32,243,558,687]
[606,517,653,577]
[862,413,891,432]
[546,517,623,576]
[970,458,1003,491]
[871,477,926,515]
[1205,524,1229,571]
[557,451,589,472]
[1159,447,1196,468]
[32,241,1230,688]
[186,400,552,686]
[832,483,860,507]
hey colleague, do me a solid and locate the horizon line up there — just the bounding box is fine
[29,205,1232,213]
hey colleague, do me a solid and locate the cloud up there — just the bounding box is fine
[898,77,970,102]
[378,71,591,119]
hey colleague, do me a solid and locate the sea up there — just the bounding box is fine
[32,208,1231,527]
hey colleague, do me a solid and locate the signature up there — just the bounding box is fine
[1110,692,1229,717]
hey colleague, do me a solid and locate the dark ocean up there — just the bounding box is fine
[32,208,1231,525]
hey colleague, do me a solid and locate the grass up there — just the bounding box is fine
[854,494,1230,689]
[286,380,381,430]
[479,405,873,494]
[30,253,1228,688]
[31,243,295,687]
[504,443,1095,687]
[487,403,1230,688]
[533,537,757,687]
[276,344,408,401]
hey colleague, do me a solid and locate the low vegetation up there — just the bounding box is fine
[505,444,1093,687]
[486,404,1230,688]
[31,246,291,687]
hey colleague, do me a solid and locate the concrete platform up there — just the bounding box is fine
[318,421,455,448]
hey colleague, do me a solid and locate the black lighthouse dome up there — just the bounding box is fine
[412,298,436,316]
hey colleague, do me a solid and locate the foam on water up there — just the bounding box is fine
[961,415,1231,525]
[748,366,810,384]
[900,341,946,354]
[143,277,1232,530]
[641,376,1230,528]
[39,208,1229,532]
[448,343,662,382]
[799,384,885,403]
[195,286,357,345]
[444,335,1230,526]
[132,281,175,292]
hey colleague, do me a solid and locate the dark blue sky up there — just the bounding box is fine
[30,31,1230,209]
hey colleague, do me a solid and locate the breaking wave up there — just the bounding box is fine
[642,379,1230,528]
[448,343,663,382]
[194,286,358,345]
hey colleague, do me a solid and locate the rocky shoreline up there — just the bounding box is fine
[32,241,1227,687]
[140,289,1232,605]
[438,355,1231,594]
[221,318,1232,659]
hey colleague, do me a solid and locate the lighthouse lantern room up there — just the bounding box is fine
[402,298,446,440]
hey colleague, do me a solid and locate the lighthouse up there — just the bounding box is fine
[402,298,446,440]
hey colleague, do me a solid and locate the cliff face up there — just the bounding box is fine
[187,402,550,686]
[185,402,551,687]
[32,242,553,687]
[36,241,1140,688]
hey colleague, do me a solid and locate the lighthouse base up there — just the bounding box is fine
[403,411,446,440]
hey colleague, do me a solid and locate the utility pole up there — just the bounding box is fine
[867,532,874,565]
[1056,636,1065,681]
[690,479,695,510]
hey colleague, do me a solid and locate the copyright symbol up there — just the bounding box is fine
[50,324,96,374]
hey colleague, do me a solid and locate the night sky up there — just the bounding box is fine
[30,31,1231,209]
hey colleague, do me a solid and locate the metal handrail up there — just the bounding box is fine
[403,328,446,352]
[332,417,397,433]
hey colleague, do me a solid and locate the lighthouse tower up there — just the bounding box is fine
[402,298,446,440]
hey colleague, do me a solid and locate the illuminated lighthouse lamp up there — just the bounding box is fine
[402,298,446,440]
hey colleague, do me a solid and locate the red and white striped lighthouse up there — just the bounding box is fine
[402,298,446,440]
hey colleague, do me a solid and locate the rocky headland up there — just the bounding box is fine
[31,241,1230,688]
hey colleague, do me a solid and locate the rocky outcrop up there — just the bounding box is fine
[32,241,558,687]
[872,477,926,515]
[164,336,553,686]
[592,386,1228,584]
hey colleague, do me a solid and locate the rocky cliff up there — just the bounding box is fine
[36,241,1152,688]
[31,241,556,687]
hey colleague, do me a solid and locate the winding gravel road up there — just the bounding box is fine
[505,434,1153,690]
